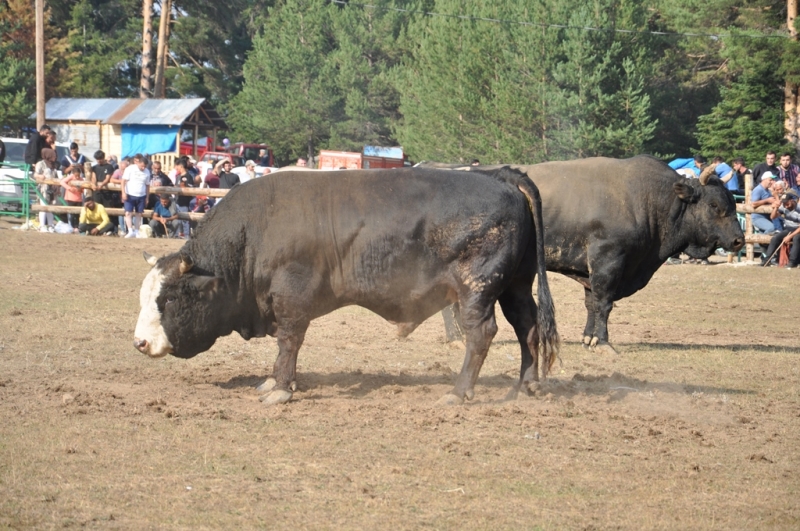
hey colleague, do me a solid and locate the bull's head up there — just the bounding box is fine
[673,165,744,258]
[133,251,226,359]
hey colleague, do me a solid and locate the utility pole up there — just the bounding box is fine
[140,0,153,98]
[35,0,45,129]
[154,0,171,98]
[786,0,799,152]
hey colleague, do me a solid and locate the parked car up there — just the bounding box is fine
[0,137,69,213]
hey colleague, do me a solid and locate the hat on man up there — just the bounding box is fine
[245,159,255,168]
[781,190,799,203]
[761,171,775,181]
[188,156,197,164]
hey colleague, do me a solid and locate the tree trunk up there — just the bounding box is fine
[154,0,171,98]
[140,0,153,98]
[786,0,799,152]
[35,0,45,129]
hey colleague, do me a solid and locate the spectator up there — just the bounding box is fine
[471,159,480,166]
[78,196,113,236]
[109,158,129,235]
[668,154,706,178]
[262,167,272,177]
[190,195,213,214]
[24,124,51,165]
[91,150,115,204]
[752,151,779,182]
[61,142,87,174]
[147,161,173,209]
[60,165,85,232]
[121,153,152,238]
[297,157,308,167]
[149,194,181,238]
[763,191,800,267]
[201,160,222,188]
[240,160,257,184]
[33,148,59,232]
[731,157,752,195]
[751,172,779,233]
[711,156,738,193]
[0,137,5,163]
[44,130,57,150]
[777,152,800,193]
[108,154,119,171]
[258,149,271,166]
[186,156,199,180]
[174,159,195,238]
[218,160,240,189]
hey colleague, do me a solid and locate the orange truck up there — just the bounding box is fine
[318,146,405,170]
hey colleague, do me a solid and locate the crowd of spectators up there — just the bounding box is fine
[27,129,274,238]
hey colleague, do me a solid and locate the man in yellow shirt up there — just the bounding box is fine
[78,196,114,236]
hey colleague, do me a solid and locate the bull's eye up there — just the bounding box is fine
[166,297,176,305]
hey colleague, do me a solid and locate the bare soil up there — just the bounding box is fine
[0,221,798,530]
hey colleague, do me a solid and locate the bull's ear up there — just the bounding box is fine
[191,276,221,299]
[674,181,698,202]
[179,251,194,275]
[143,252,158,267]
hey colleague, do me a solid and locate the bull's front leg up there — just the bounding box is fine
[259,324,308,405]
[582,287,596,349]
[437,311,498,406]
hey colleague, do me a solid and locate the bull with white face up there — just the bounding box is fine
[133,167,560,405]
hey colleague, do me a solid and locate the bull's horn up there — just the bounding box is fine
[143,251,158,267]
[698,163,717,186]
[179,252,194,275]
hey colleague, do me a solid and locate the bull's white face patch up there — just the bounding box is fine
[134,266,173,358]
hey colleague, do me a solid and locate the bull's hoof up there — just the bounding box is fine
[582,335,592,350]
[260,389,292,405]
[256,377,277,393]
[593,342,618,355]
[589,336,599,348]
[465,388,475,401]
[436,393,464,406]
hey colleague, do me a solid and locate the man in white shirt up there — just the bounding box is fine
[121,153,152,238]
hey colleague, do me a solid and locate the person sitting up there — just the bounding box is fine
[78,196,113,236]
[149,194,181,238]
[762,191,800,267]
[777,152,800,193]
[218,160,240,189]
[60,165,85,233]
[296,157,308,167]
[712,156,738,193]
[669,154,706,178]
[751,172,779,233]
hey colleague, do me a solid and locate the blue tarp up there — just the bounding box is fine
[121,125,177,158]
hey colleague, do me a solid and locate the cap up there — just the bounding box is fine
[245,159,255,167]
[782,191,798,202]
[188,157,197,163]
[761,172,775,181]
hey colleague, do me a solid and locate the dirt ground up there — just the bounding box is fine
[0,221,798,530]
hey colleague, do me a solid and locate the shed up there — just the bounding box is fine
[32,98,227,160]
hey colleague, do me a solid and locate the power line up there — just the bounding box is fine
[329,0,790,40]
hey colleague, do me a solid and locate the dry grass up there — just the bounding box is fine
[0,222,798,530]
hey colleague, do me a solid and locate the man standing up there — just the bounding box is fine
[752,151,779,182]
[218,160,240,189]
[258,149,271,167]
[763,191,800,267]
[78,196,113,236]
[24,124,51,166]
[121,154,151,238]
[751,173,779,233]
[777,153,800,194]
[61,142,87,174]
[149,194,181,238]
[731,157,751,195]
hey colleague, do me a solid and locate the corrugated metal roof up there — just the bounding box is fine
[35,98,208,126]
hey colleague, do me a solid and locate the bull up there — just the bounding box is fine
[423,156,745,357]
[133,167,560,405]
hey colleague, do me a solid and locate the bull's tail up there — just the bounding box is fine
[515,176,560,376]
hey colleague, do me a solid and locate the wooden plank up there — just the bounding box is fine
[31,204,205,222]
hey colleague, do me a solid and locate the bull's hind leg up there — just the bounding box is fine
[260,323,308,405]
[497,287,538,400]
[437,303,498,406]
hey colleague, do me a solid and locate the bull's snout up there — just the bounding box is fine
[134,338,149,353]
[731,237,744,252]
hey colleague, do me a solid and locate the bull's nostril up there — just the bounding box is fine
[134,339,148,351]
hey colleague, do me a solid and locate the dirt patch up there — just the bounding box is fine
[0,222,798,529]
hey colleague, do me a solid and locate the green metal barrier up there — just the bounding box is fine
[0,162,33,220]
